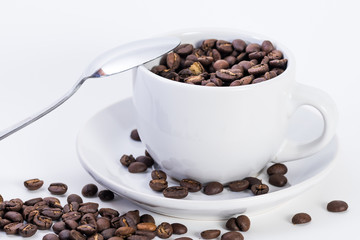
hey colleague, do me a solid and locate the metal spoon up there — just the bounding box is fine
[0,37,180,140]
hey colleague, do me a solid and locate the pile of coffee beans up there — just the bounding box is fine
[151,39,287,86]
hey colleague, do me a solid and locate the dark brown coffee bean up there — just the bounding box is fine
[156,222,173,239]
[43,197,62,209]
[213,60,229,71]
[101,228,116,239]
[33,214,53,230]
[216,40,233,54]
[327,200,348,212]
[41,207,63,220]
[140,214,155,224]
[203,182,223,195]
[98,190,115,201]
[62,211,82,222]
[24,178,44,190]
[126,210,140,226]
[268,50,283,60]
[59,229,71,240]
[198,56,214,66]
[48,183,68,195]
[238,75,254,85]
[151,170,167,180]
[261,56,270,64]
[97,217,111,232]
[43,233,60,240]
[272,68,285,75]
[52,221,66,234]
[88,233,105,240]
[261,40,275,53]
[235,215,250,232]
[77,224,97,236]
[163,186,188,199]
[82,183,99,197]
[264,70,277,80]
[238,60,255,71]
[63,202,80,213]
[252,77,266,84]
[167,52,181,70]
[120,154,136,167]
[208,49,221,61]
[184,75,204,84]
[137,222,157,232]
[136,156,154,168]
[224,56,236,66]
[245,43,261,53]
[162,71,180,81]
[151,65,167,75]
[171,223,187,235]
[228,180,249,192]
[5,198,23,211]
[24,197,43,206]
[236,52,247,62]
[210,77,224,86]
[0,218,11,229]
[201,39,217,51]
[149,179,168,192]
[232,39,246,52]
[292,213,311,224]
[174,44,194,56]
[65,220,79,230]
[180,179,202,192]
[79,202,99,214]
[99,208,119,219]
[251,184,269,195]
[178,68,193,80]
[269,59,288,69]
[130,129,141,141]
[269,174,288,187]
[128,162,148,173]
[248,64,269,76]
[201,229,221,239]
[80,213,97,226]
[69,229,86,240]
[267,163,288,175]
[135,230,156,239]
[4,222,24,234]
[67,194,83,204]
[4,211,23,222]
[221,231,244,240]
[248,51,266,60]
[225,218,239,231]
[216,69,243,81]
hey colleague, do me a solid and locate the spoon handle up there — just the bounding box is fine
[0,77,88,141]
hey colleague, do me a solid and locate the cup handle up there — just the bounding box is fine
[273,83,338,162]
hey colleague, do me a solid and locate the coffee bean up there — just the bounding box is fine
[136,156,154,168]
[203,182,224,195]
[269,59,288,69]
[53,221,66,234]
[162,71,180,81]
[213,60,229,71]
[252,77,267,84]
[292,213,311,224]
[232,39,246,52]
[120,154,136,167]
[171,223,187,235]
[99,208,119,219]
[128,162,148,173]
[69,229,86,240]
[261,40,275,53]
[216,40,233,54]
[269,174,288,187]
[65,220,79,230]
[216,69,243,81]
[228,180,249,192]
[189,62,205,75]
[175,237,192,240]
[24,178,44,190]
[151,170,167,180]
[179,179,202,192]
[63,202,80,213]
[174,44,194,56]
[140,214,155,224]
[24,197,43,206]
[248,64,269,76]
[135,230,156,239]
[245,43,261,53]
[82,184,99,197]
[225,218,239,231]
[48,183,68,195]
[126,210,141,226]
[130,129,141,141]
[264,70,277,80]
[249,51,266,60]
[137,222,157,232]
[43,233,60,240]
[41,207,63,220]
[201,39,217,51]
[34,214,53,230]
[268,50,283,60]
[77,224,97,236]
[4,222,24,234]
[5,198,23,211]
[163,186,188,199]
[167,52,181,70]
[115,226,136,237]
[0,218,12,229]
[88,233,105,240]
[327,200,348,212]
[4,211,23,222]
[151,65,167,75]
[97,217,111,232]
[267,163,288,175]
[101,228,116,239]
[59,229,71,240]
[251,184,269,195]
[98,190,115,201]
[209,49,221,61]
[198,56,214,66]
[62,211,82,222]
[67,194,83,204]
[201,229,221,239]
[43,197,62,209]
[235,215,250,232]
[156,222,173,239]
[149,179,168,192]
[221,231,244,240]
[128,235,148,240]
[238,60,255,71]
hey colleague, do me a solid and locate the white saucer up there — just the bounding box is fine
[77,97,338,220]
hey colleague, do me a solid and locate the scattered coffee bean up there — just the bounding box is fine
[156,222,173,239]
[53,221,66,234]
[140,214,155,224]
[228,180,249,192]
[243,177,262,189]
[128,162,148,173]
[201,229,221,239]
[151,170,167,180]
[130,129,141,141]
[137,222,157,232]
[292,212,311,224]
[179,179,202,192]
[81,184,98,197]
[235,215,251,232]
[4,211,23,222]
[171,223,187,235]
[67,194,83,204]
[24,178,44,190]
[48,183,68,195]
[4,222,24,234]
[269,174,287,187]
[225,218,239,231]
[203,182,224,195]
[43,233,60,240]
[98,190,115,201]
[221,231,244,240]
[251,184,269,195]
[120,154,136,167]
[163,186,188,199]
[136,156,154,168]
[149,179,168,192]
[327,200,348,212]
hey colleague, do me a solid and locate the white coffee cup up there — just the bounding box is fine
[132,29,337,184]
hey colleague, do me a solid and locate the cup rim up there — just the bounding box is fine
[138,28,295,91]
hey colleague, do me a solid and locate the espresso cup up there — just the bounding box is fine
[132,29,337,184]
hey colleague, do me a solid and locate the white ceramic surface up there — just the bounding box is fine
[133,29,338,183]
[77,97,338,220]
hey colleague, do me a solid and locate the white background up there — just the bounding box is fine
[0,0,359,239]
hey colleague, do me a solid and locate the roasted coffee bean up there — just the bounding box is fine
[136,156,154,168]
[201,39,217,51]
[292,213,311,224]
[261,56,270,64]
[327,200,348,212]
[189,62,205,75]
[69,229,86,240]
[252,77,266,84]
[4,211,23,222]
[163,186,188,199]
[97,217,111,232]
[52,221,66,234]
[216,40,233,54]
[151,170,167,180]
[268,50,283,60]
[171,223,187,235]
[167,52,181,70]
[98,190,115,201]
[179,179,202,192]
[238,60,255,71]
[198,56,214,66]
[140,214,155,224]
[34,214,53,230]
[43,233,61,240]
[77,224,97,236]
[59,229,71,240]
[156,222,173,239]
[216,69,243,81]
[178,68,193,80]
[130,129,141,141]
[228,180,249,192]
[128,162,148,173]
[209,49,221,62]
[126,210,140,225]
[135,230,156,239]
[251,184,269,195]
[249,51,266,60]
[243,177,262,189]
[79,202,99,214]
[225,218,239,231]
[0,218,11,229]
[272,68,285,75]
[24,197,43,206]
[269,174,288,187]
[101,228,116,239]
[63,202,80,213]
[65,220,79,230]
[82,184,99,197]
[232,39,246,52]
[267,163,288,175]
[24,178,44,190]
[264,70,277,80]
[201,229,221,239]
[43,197,62,209]
[41,207,63,220]
[162,71,180,81]
[18,223,37,237]
[203,182,224,195]
[99,208,119,219]
[221,231,244,240]
[48,183,68,195]
[62,211,82,222]
[261,40,275,53]
[269,59,288,68]
[88,233,105,240]
[115,226,136,237]
[184,75,204,84]
[245,43,261,53]
[80,213,97,226]
[67,194,83,204]
[224,56,236,66]
[174,44,194,56]
[151,65,167,75]
[137,222,157,232]
[213,60,229,71]
[236,215,251,232]
[5,198,23,211]
[4,222,24,234]
[248,64,269,76]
